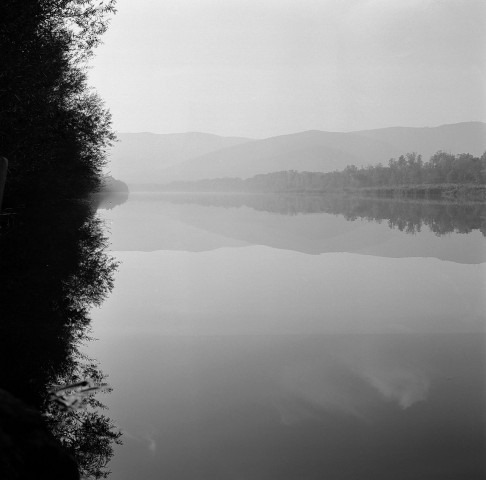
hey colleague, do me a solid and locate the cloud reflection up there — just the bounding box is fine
[361,365,430,409]
[274,341,431,426]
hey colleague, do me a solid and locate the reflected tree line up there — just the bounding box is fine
[161,193,486,237]
[0,200,121,478]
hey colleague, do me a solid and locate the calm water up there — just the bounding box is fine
[87,193,486,479]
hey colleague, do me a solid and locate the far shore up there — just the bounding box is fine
[346,183,486,201]
[126,183,486,202]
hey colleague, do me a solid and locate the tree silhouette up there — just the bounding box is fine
[0,200,121,478]
[0,0,116,206]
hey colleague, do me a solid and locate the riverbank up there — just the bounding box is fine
[347,183,486,201]
[129,180,486,202]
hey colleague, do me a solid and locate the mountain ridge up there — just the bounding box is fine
[107,132,253,182]
[108,122,486,184]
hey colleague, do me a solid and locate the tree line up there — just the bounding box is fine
[158,151,486,194]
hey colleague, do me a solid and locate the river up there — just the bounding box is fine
[86,193,486,479]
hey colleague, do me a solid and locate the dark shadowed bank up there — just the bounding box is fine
[0,1,122,479]
[0,200,122,479]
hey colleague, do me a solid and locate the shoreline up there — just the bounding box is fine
[126,183,486,203]
[346,184,486,201]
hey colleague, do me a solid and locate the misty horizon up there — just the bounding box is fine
[106,121,486,185]
[117,120,486,139]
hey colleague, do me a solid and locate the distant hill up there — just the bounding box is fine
[110,122,486,185]
[160,122,486,183]
[354,122,486,160]
[106,132,252,183]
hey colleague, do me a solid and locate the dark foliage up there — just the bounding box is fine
[0,0,116,206]
[91,176,129,210]
[0,389,80,480]
[0,200,121,478]
[333,151,486,189]
[1,3,120,476]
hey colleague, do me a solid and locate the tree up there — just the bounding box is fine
[0,0,116,206]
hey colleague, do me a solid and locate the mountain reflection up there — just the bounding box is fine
[157,193,486,237]
[0,200,121,479]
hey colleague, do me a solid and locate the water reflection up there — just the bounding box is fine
[156,192,486,236]
[89,192,486,479]
[89,333,486,480]
[102,193,486,263]
[0,200,121,478]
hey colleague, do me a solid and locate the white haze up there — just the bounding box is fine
[89,0,486,138]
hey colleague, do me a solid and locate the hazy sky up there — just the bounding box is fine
[89,0,486,138]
